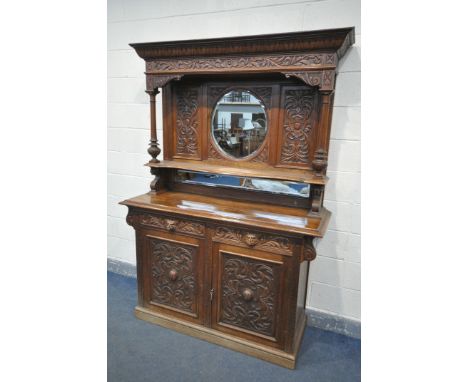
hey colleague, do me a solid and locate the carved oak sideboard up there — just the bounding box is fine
[120,28,355,369]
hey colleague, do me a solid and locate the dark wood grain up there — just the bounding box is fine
[123,27,355,369]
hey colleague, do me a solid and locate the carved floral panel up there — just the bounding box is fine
[175,87,200,158]
[150,238,197,314]
[219,253,280,337]
[280,89,316,165]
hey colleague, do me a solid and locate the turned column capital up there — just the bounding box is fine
[145,88,160,97]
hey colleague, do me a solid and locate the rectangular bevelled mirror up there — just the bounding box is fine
[173,170,310,198]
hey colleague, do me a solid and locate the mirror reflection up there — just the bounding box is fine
[212,90,267,158]
[174,170,310,198]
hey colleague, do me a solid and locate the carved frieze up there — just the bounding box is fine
[213,226,293,255]
[146,53,337,74]
[175,87,200,157]
[220,253,279,337]
[139,214,205,236]
[280,89,316,165]
[150,239,197,314]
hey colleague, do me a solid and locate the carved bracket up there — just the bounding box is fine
[150,167,163,193]
[302,237,317,262]
[282,69,335,91]
[311,186,324,213]
[312,148,328,177]
[145,74,183,92]
[126,211,137,227]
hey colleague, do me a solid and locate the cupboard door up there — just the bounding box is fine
[211,243,286,347]
[141,230,205,325]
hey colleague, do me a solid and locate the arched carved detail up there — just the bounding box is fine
[251,87,272,108]
[251,142,269,163]
[208,142,224,160]
[145,74,183,92]
[208,87,228,107]
[282,70,335,91]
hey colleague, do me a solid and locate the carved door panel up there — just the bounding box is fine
[211,243,287,347]
[276,85,319,169]
[141,230,206,325]
[172,84,202,160]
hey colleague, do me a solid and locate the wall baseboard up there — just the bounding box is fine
[107,258,137,278]
[107,258,360,339]
[305,308,360,339]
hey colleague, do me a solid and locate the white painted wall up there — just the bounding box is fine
[108,0,361,322]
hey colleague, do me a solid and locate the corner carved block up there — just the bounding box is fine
[139,214,205,236]
[150,239,197,314]
[220,253,279,337]
[280,89,316,166]
[213,226,293,255]
[175,87,200,158]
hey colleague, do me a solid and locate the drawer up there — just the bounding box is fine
[128,211,205,237]
[212,225,294,256]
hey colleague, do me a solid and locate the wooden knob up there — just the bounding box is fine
[168,269,178,281]
[242,288,254,301]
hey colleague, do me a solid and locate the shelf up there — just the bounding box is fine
[146,160,328,185]
[120,191,330,237]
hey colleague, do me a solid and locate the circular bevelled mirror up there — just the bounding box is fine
[211,90,267,159]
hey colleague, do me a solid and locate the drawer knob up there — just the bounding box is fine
[243,233,259,247]
[168,269,178,281]
[241,288,254,302]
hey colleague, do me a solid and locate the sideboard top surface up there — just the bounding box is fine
[120,191,329,237]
